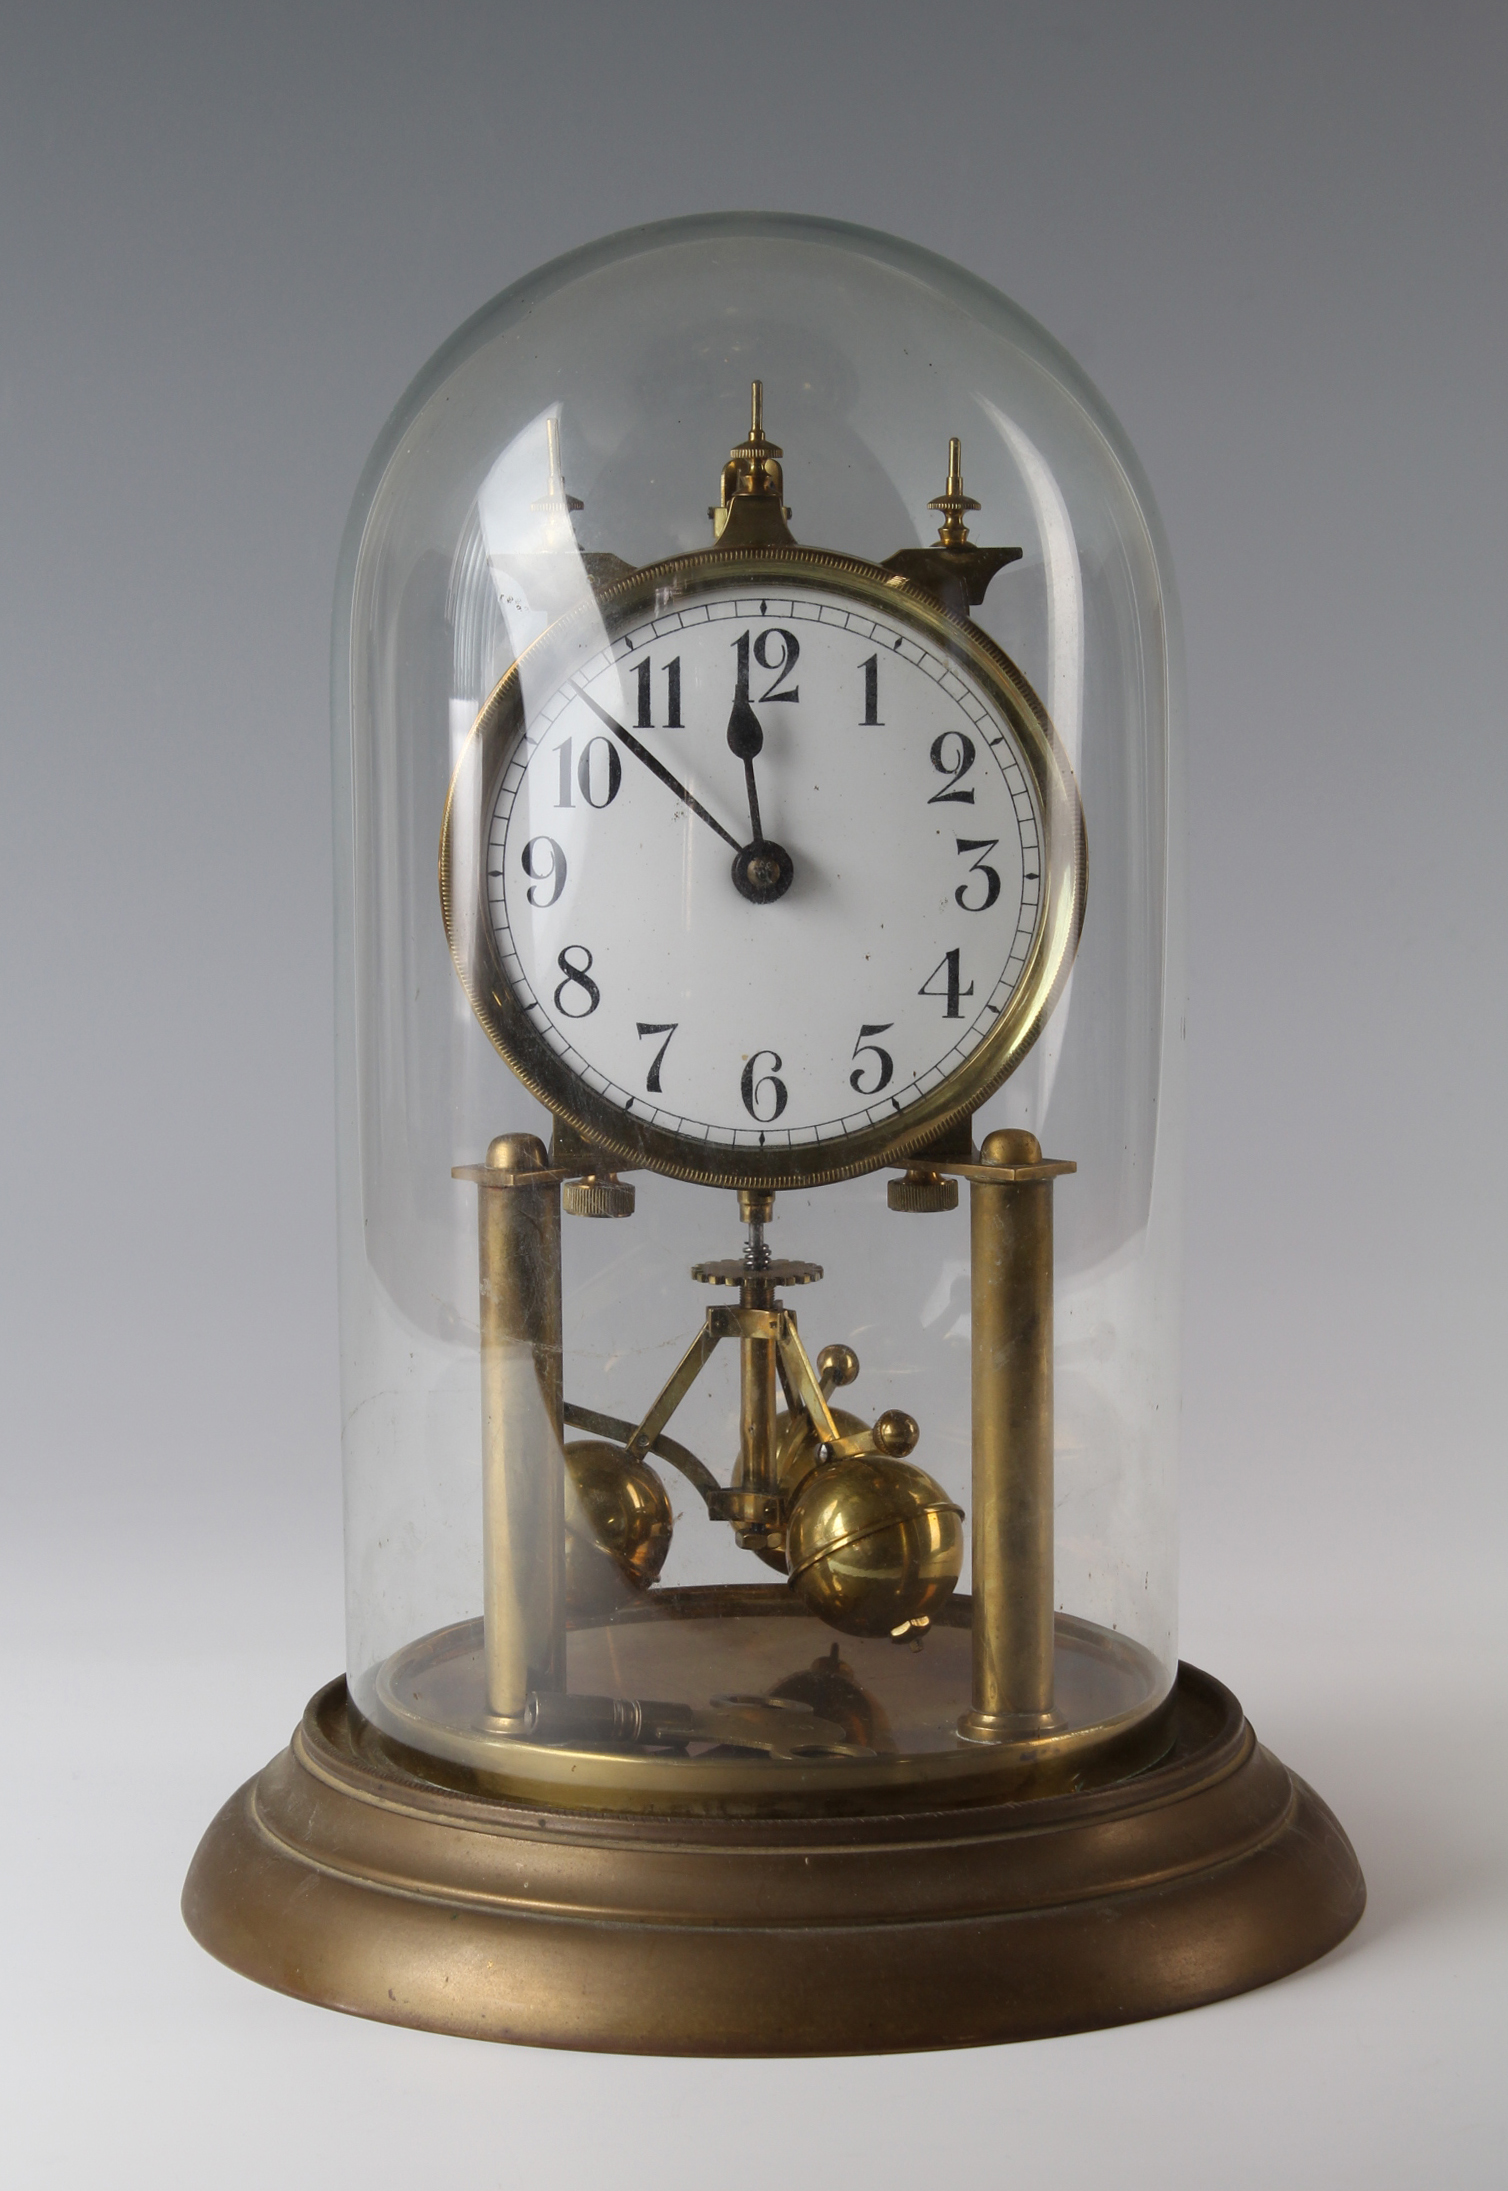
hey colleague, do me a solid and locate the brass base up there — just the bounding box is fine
[183,1662,1364,2054]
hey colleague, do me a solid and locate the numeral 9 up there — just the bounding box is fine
[520,835,567,908]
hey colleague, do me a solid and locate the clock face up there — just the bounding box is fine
[443,549,1083,1187]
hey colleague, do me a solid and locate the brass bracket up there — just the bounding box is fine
[452,1125,643,1204]
[708,1305,782,1341]
[881,436,1022,619]
[453,1162,578,1191]
[705,1488,782,1527]
[927,1158,1076,1185]
[621,1301,848,1472]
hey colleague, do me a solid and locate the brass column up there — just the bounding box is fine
[961,1127,1062,1739]
[470,1132,565,1725]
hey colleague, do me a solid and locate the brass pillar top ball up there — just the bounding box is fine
[785,1456,964,1638]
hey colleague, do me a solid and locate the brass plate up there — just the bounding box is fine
[368,1589,1167,1815]
[438,546,1086,1190]
[182,1661,1366,2053]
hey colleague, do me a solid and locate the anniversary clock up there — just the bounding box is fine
[184,214,1363,2050]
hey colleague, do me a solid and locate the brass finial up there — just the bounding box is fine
[881,433,1020,614]
[733,380,781,471]
[927,436,981,549]
[710,380,793,544]
[531,415,584,520]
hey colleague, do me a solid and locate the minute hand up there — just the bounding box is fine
[571,683,741,852]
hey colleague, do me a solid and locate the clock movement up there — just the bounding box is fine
[184,213,1363,2050]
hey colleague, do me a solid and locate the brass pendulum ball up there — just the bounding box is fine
[563,1440,674,1617]
[785,1455,964,1638]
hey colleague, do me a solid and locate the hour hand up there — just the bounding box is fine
[725,679,794,906]
[726,685,764,763]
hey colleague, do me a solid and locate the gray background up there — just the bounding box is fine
[2,3,1502,2184]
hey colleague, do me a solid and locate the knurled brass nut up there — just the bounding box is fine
[563,1176,636,1219]
[887,1171,959,1214]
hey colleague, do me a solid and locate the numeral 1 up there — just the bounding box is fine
[859,654,882,726]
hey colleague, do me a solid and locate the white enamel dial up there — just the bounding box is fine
[481,576,1049,1158]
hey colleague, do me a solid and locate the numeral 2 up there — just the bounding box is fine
[928,731,975,803]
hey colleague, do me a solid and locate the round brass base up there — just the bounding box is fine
[183,1663,1364,2054]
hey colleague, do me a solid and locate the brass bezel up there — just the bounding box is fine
[439,544,1086,1190]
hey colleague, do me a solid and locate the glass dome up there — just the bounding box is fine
[333,212,1183,1814]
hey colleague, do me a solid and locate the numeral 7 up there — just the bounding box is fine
[636,1021,678,1093]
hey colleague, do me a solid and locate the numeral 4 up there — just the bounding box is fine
[919,949,973,1019]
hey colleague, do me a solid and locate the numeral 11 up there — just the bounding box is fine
[634,656,682,729]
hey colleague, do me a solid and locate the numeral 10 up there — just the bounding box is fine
[553,735,622,809]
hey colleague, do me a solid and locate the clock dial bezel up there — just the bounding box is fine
[439,543,1085,1190]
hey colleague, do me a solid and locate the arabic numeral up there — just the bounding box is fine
[633,656,682,729]
[735,626,800,703]
[927,731,976,803]
[859,653,882,726]
[919,949,973,1019]
[741,1049,788,1121]
[954,837,1001,911]
[636,1021,677,1093]
[849,1022,894,1094]
[554,945,600,1018]
[520,836,567,909]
